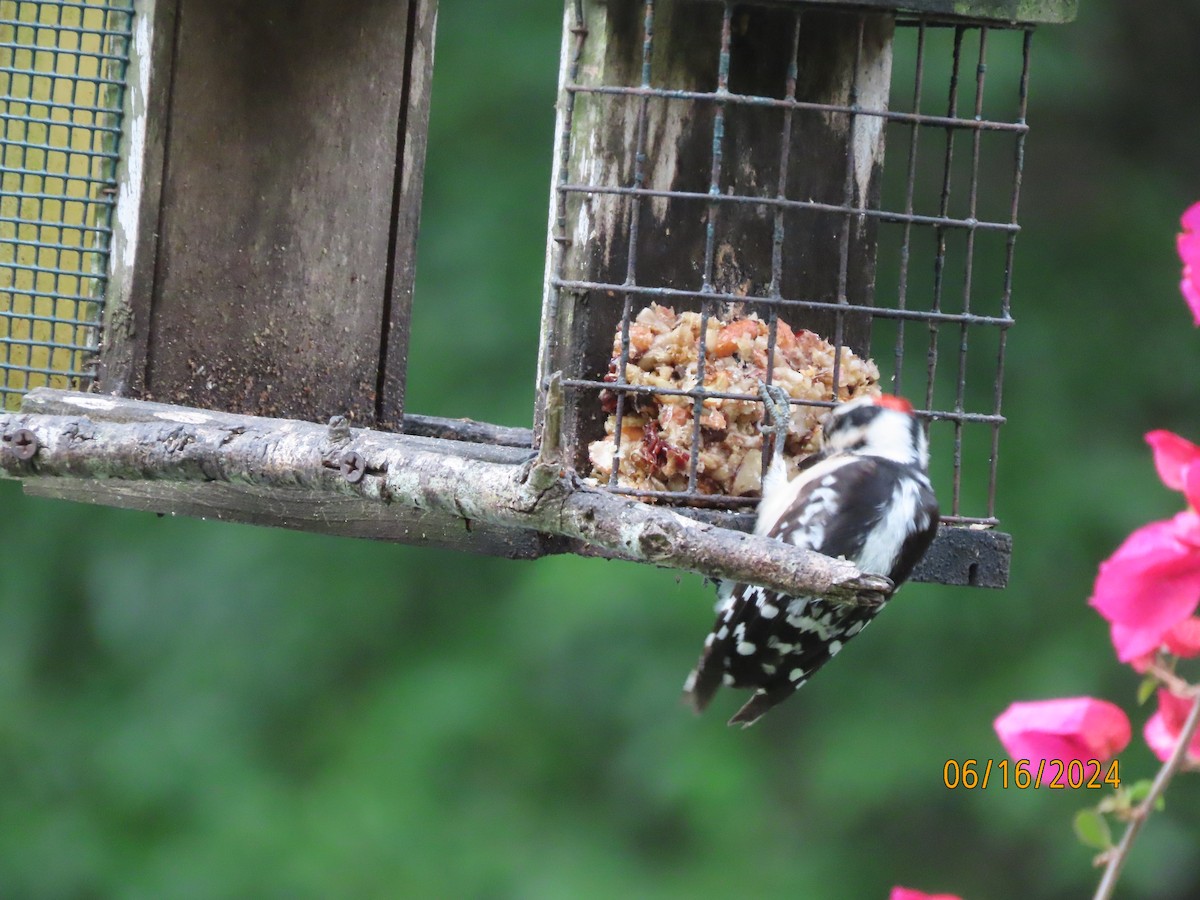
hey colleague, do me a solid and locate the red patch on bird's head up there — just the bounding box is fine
[873,394,915,414]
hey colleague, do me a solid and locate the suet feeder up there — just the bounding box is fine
[537,0,1078,587]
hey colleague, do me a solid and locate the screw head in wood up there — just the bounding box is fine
[3,428,38,461]
[340,451,366,483]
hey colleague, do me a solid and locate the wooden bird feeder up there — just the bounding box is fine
[1,0,1078,596]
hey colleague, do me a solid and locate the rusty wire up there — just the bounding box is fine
[551,2,1033,528]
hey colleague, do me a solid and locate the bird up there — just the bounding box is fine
[683,384,939,727]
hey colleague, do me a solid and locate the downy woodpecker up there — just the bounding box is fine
[683,386,939,727]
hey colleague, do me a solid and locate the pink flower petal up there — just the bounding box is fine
[1144,710,1177,763]
[890,889,963,900]
[1156,689,1194,732]
[1089,512,1200,662]
[1181,231,1200,269]
[1164,617,1200,658]
[1183,201,1200,232]
[1182,202,1200,326]
[1184,276,1200,328]
[1182,204,1200,267]
[1143,690,1200,764]
[1187,462,1200,512]
[994,698,1131,766]
[1109,621,1155,665]
[1127,651,1156,674]
[1145,430,1200,494]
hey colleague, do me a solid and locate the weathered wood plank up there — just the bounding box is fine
[913,525,1010,587]
[668,506,1009,587]
[378,0,438,432]
[743,0,1077,26]
[7,389,1006,588]
[22,479,560,561]
[99,0,175,397]
[10,392,542,478]
[19,390,532,467]
[22,388,536,452]
[401,413,533,448]
[112,0,434,428]
[145,0,407,422]
[2,391,894,606]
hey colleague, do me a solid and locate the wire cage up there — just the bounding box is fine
[539,0,1076,585]
[0,0,133,411]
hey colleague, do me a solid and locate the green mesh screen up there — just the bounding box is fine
[1,0,134,410]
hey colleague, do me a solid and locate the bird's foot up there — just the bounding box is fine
[758,380,792,469]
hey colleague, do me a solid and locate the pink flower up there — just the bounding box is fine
[1129,618,1200,671]
[994,697,1131,765]
[1164,616,1200,657]
[1179,201,1200,326]
[1143,689,1200,764]
[890,889,963,900]
[1090,512,1200,661]
[1146,430,1200,509]
[1089,432,1200,660]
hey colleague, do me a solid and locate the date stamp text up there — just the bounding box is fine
[943,758,1121,790]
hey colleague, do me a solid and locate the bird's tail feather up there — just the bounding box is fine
[682,651,723,714]
[728,686,790,728]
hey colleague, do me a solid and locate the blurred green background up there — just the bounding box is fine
[4,2,1200,897]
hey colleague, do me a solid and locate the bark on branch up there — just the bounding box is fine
[1,389,891,606]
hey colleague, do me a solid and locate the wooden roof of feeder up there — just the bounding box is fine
[710,0,1078,25]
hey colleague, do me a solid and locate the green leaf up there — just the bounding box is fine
[1126,779,1155,806]
[1073,808,1113,851]
[1138,676,1159,706]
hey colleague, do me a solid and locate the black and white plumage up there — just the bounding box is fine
[683,389,939,727]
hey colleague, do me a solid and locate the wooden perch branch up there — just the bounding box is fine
[1,389,891,606]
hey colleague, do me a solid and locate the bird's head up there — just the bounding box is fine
[820,394,929,469]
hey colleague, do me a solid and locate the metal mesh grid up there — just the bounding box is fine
[549,1,1031,528]
[0,0,134,411]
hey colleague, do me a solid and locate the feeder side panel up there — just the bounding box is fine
[376,0,437,432]
[141,0,427,424]
[100,0,174,400]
